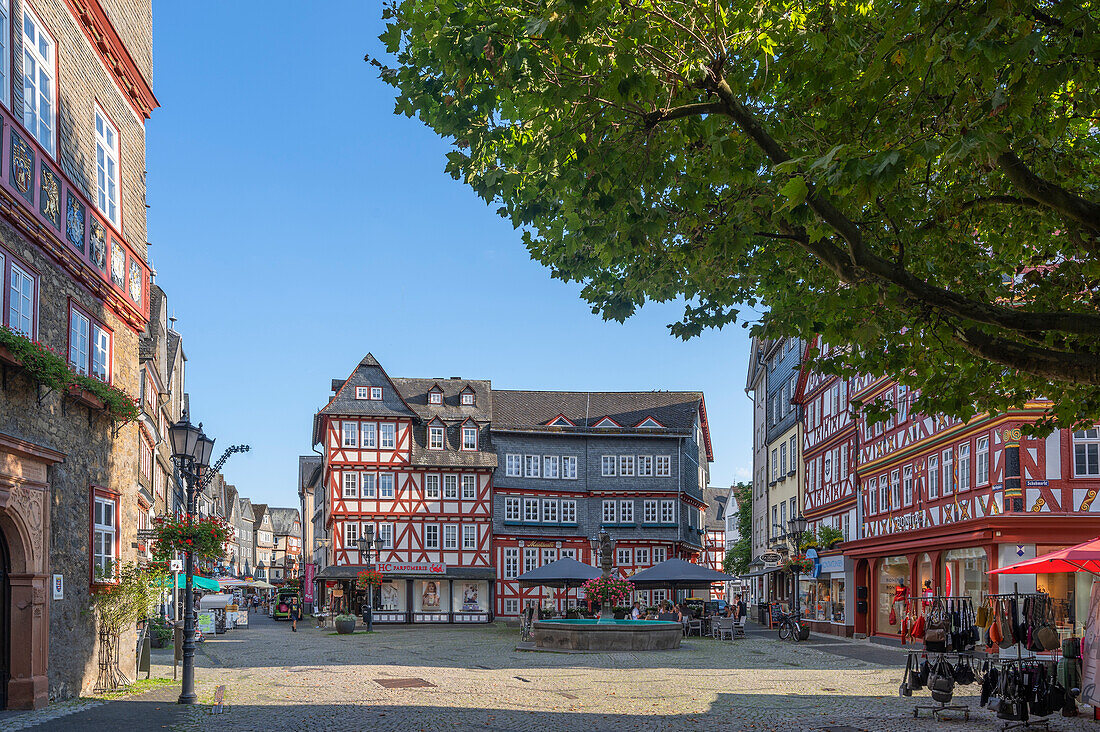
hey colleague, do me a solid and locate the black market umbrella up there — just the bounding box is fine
[627,558,738,591]
[517,557,603,589]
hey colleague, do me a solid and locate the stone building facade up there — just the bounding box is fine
[0,0,156,709]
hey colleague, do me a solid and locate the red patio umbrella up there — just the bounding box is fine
[988,537,1100,576]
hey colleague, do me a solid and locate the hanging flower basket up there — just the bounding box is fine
[782,555,813,574]
[581,575,635,608]
[150,514,232,562]
[357,569,383,590]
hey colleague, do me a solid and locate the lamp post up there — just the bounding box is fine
[168,415,248,705]
[356,528,384,631]
[787,514,808,619]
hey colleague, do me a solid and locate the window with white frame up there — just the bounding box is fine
[619,500,634,523]
[660,500,675,523]
[656,455,671,476]
[342,472,358,498]
[602,500,617,523]
[505,497,520,521]
[428,390,442,404]
[6,256,35,336]
[780,442,788,475]
[652,547,667,563]
[523,498,539,521]
[379,473,395,499]
[771,449,778,481]
[643,500,657,523]
[443,475,458,499]
[462,426,478,450]
[68,306,89,374]
[542,500,557,523]
[561,499,577,523]
[903,466,913,505]
[0,1,9,109]
[425,524,439,549]
[425,474,440,498]
[342,422,358,447]
[619,455,635,476]
[559,548,576,560]
[355,386,369,399]
[601,455,616,476]
[429,425,444,450]
[1074,429,1100,476]
[343,520,358,546]
[379,523,393,549]
[504,548,519,578]
[22,8,55,156]
[976,436,990,484]
[524,548,538,573]
[463,525,476,549]
[891,470,900,508]
[361,473,376,498]
[637,455,653,476]
[461,391,474,406]
[868,477,877,513]
[928,455,939,499]
[789,436,797,472]
[897,384,908,422]
[879,475,889,510]
[94,106,120,225]
[360,422,377,447]
[380,423,395,449]
[504,598,518,614]
[524,455,540,478]
[506,454,522,477]
[370,387,382,400]
[616,548,632,566]
[635,547,650,565]
[92,494,116,578]
[462,475,476,499]
[958,442,971,491]
[942,448,954,494]
[543,455,559,479]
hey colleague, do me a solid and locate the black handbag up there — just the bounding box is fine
[900,654,913,696]
[998,699,1028,721]
[929,657,956,703]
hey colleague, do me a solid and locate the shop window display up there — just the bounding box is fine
[941,547,987,608]
[379,581,406,612]
[831,579,845,622]
[414,580,450,614]
[876,555,910,633]
[800,578,846,624]
[917,553,934,598]
[1035,544,1092,637]
[452,581,489,613]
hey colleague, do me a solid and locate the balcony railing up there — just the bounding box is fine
[0,107,149,330]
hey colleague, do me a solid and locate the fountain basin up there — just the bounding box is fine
[533,619,682,651]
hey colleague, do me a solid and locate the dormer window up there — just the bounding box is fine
[547,414,575,427]
[462,425,478,451]
[460,389,475,406]
[355,386,369,400]
[593,416,621,428]
[635,417,664,428]
[429,424,444,450]
[429,390,443,405]
[370,387,382,400]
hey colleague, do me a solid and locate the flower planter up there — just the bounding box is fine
[67,385,105,410]
[335,618,357,635]
[0,344,17,367]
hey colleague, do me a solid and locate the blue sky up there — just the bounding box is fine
[145,2,754,508]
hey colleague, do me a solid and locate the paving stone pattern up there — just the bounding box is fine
[90,615,1100,731]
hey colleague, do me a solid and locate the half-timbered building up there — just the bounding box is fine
[313,355,496,623]
[491,390,713,617]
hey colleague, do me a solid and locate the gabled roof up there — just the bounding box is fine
[702,486,728,530]
[313,354,420,444]
[268,507,301,537]
[238,497,254,523]
[251,503,269,527]
[634,416,665,428]
[389,377,492,423]
[547,414,575,427]
[298,455,322,496]
[592,416,621,428]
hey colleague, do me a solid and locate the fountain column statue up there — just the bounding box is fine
[599,531,614,577]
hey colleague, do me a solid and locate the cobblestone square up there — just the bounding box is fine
[130,615,1097,732]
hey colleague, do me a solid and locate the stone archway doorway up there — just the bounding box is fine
[0,530,8,709]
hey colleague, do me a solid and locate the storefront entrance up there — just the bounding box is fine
[0,530,9,709]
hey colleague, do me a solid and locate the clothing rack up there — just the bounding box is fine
[906,649,977,720]
[987,583,1051,730]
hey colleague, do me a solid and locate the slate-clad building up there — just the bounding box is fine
[492,390,713,616]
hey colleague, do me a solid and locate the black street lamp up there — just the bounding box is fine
[787,514,808,621]
[356,528,384,631]
[168,415,248,705]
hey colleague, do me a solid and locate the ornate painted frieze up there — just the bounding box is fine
[128,258,142,306]
[110,240,125,288]
[66,193,86,253]
[90,219,107,271]
[39,163,60,229]
[10,130,34,204]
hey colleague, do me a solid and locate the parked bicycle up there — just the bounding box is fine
[773,607,807,642]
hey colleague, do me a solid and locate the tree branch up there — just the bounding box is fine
[642,102,725,128]
[997,151,1100,232]
[952,326,1100,386]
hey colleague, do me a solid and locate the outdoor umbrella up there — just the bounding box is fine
[989,537,1100,577]
[218,578,250,588]
[517,557,602,588]
[627,558,738,590]
[169,574,221,592]
[247,580,276,590]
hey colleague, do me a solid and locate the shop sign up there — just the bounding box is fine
[889,510,926,533]
[377,561,446,574]
[818,555,845,575]
[525,541,557,549]
[197,612,216,635]
[761,551,781,568]
[1025,480,1049,487]
[303,563,315,603]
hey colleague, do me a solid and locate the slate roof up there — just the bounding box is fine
[702,486,728,531]
[139,284,164,361]
[251,503,269,529]
[298,455,322,493]
[238,498,254,523]
[492,390,703,432]
[390,377,492,423]
[317,354,418,419]
[268,507,301,537]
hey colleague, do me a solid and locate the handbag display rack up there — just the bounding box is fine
[898,593,983,721]
[902,649,978,721]
[981,584,1067,731]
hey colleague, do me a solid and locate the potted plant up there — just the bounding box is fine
[818,525,844,549]
[147,615,173,648]
[334,614,357,634]
[798,529,819,553]
[581,575,635,622]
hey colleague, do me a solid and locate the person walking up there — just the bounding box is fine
[289,594,300,632]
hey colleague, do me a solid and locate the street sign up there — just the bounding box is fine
[170,559,183,572]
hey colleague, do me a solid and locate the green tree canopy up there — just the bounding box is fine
[723,482,752,575]
[375,0,1100,428]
